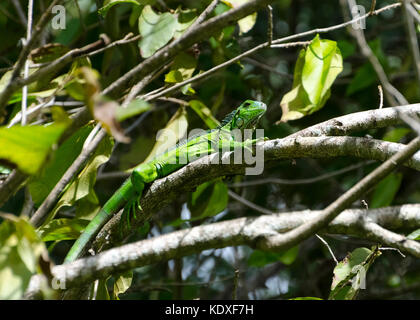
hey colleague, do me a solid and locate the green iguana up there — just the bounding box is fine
[64,100,267,262]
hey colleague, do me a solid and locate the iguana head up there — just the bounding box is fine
[221,100,267,130]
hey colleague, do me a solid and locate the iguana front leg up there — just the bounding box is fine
[121,163,159,231]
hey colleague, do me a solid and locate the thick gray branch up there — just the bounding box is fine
[288,103,420,138]
[25,204,420,298]
[90,135,420,256]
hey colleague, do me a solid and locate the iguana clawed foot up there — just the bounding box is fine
[120,197,142,236]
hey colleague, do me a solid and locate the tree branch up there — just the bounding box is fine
[102,0,275,96]
[90,134,420,256]
[30,126,107,227]
[341,0,408,107]
[287,103,420,138]
[24,204,420,298]
[258,134,420,252]
[0,0,63,111]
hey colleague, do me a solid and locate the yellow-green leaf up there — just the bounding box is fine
[189,100,219,129]
[113,271,133,299]
[115,99,151,122]
[0,124,67,175]
[142,107,188,163]
[279,35,342,122]
[43,135,113,225]
[302,34,343,105]
[329,247,381,300]
[29,125,93,205]
[0,214,47,299]
[226,0,257,34]
[188,179,228,219]
[37,218,89,242]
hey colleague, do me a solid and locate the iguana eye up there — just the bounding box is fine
[236,117,244,127]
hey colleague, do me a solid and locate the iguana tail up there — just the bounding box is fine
[64,178,136,263]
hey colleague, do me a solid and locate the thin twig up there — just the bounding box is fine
[405,2,420,24]
[122,61,172,107]
[378,85,383,109]
[144,41,308,102]
[378,247,406,258]
[11,0,27,26]
[229,161,374,187]
[0,0,62,111]
[243,57,293,79]
[30,125,107,227]
[369,0,377,15]
[403,0,420,85]
[21,0,34,125]
[183,0,219,38]
[20,187,34,217]
[399,113,420,136]
[316,234,338,265]
[267,5,273,46]
[258,135,420,252]
[232,269,240,300]
[343,0,408,107]
[122,1,220,104]
[228,190,276,215]
[73,0,87,35]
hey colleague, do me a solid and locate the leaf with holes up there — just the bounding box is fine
[329,247,381,300]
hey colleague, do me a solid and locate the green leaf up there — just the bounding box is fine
[248,246,299,267]
[43,135,113,225]
[115,99,151,122]
[142,107,188,163]
[29,125,93,205]
[37,218,89,242]
[165,52,197,83]
[337,40,356,59]
[0,214,47,299]
[279,35,342,122]
[181,83,196,96]
[29,43,69,64]
[188,180,228,219]
[0,124,67,175]
[407,229,420,240]
[346,38,386,95]
[329,247,381,300]
[173,8,197,39]
[188,100,220,129]
[95,277,111,300]
[138,6,178,58]
[228,0,257,34]
[302,34,342,105]
[370,173,403,208]
[164,70,184,83]
[113,271,133,299]
[382,128,411,143]
[346,63,376,96]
